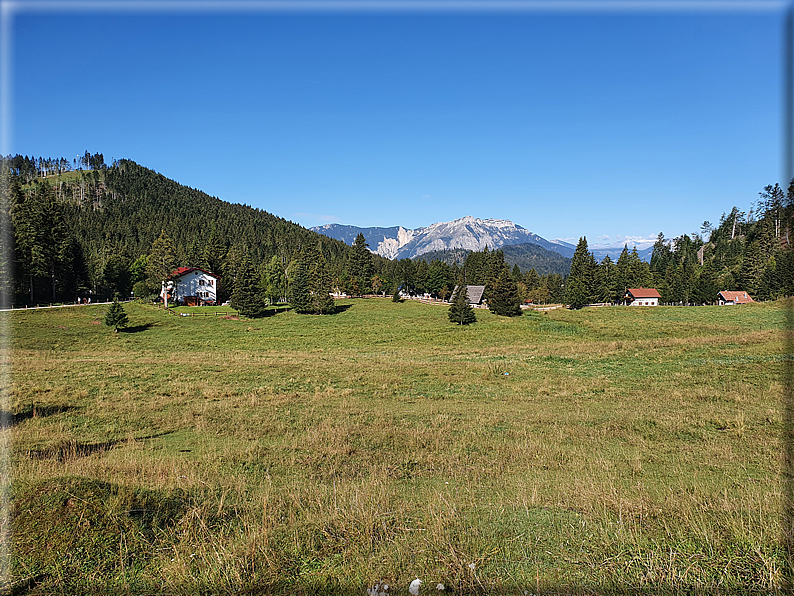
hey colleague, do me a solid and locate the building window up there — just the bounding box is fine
[208,280,214,286]
[199,280,205,286]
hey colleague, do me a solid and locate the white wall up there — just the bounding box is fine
[174,271,218,303]
[629,297,658,306]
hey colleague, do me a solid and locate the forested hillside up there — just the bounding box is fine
[563,181,794,307]
[1,156,357,306]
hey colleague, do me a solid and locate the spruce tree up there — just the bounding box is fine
[489,268,522,316]
[595,255,617,303]
[511,263,522,282]
[614,245,631,300]
[693,259,719,304]
[289,257,313,313]
[103,253,132,297]
[291,245,336,314]
[448,285,476,325]
[565,237,596,308]
[203,226,226,274]
[146,230,176,284]
[263,255,287,305]
[104,294,129,332]
[307,244,336,314]
[230,255,266,318]
[346,233,374,296]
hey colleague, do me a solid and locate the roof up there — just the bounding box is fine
[718,290,753,304]
[626,288,660,299]
[453,285,486,304]
[168,267,220,279]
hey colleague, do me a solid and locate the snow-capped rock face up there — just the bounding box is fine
[392,216,537,259]
[311,217,576,259]
[376,226,415,259]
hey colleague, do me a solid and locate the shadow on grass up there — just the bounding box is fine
[0,404,75,428]
[335,304,353,313]
[120,322,155,333]
[24,431,176,462]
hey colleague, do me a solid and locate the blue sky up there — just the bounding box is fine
[4,1,789,247]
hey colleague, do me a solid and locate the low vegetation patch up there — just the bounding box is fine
[11,476,186,593]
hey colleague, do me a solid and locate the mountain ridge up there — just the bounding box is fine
[313,216,576,260]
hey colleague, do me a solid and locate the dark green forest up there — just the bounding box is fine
[2,154,791,310]
[417,242,571,277]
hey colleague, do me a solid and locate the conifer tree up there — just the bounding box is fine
[307,244,336,314]
[203,226,226,274]
[231,255,266,318]
[146,230,176,284]
[290,245,336,314]
[103,253,132,297]
[448,285,476,325]
[524,268,540,292]
[104,294,129,332]
[289,257,313,313]
[649,233,672,278]
[565,237,596,308]
[511,263,522,282]
[489,268,522,316]
[757,255,781,300]
[595,255,618,303]
[693,259,719,304]
[13,181,67,302]
[345,233,374,296]
[0,176,13,308]
[262,255,287,305]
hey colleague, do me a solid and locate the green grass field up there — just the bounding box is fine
[3,298,791,594]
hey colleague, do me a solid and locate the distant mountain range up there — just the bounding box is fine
[312,216,576,260]
[590,244,655,262]
[312,216,655,263]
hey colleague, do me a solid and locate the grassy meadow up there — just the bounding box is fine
[3,298,791,594]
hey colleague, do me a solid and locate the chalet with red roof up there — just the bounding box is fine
[717,290,753,305]
[161,267,220,306]
[625,288,660,306]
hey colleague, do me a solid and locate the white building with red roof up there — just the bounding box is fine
[625,288,660,306]
[161,267,220,306]
[717,290,754,305]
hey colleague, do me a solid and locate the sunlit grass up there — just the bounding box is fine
[4,298,789,593]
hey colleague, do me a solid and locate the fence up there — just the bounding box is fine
[1,299,130,312]
[151,303,235,317]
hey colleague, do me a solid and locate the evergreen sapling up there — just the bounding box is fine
[448,285,476,325]
[104,294,129,332]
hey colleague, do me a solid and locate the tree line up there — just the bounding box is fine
[3,153,790,313]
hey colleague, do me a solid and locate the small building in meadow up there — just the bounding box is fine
[451,285,486,306]
[625,288,660,306]
[717,290,754,305]
[161,267,220,306]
